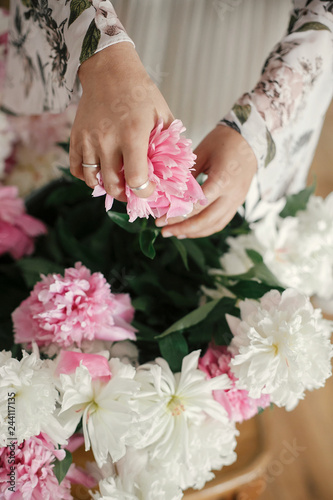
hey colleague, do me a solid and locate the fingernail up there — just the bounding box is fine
[162,231,173,238]
[177,235,187,240]
[155,220,167,227]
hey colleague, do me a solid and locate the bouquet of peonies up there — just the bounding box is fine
[1,8,333,497]
[1,157,333,499]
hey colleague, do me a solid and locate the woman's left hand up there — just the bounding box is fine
[155,125,257,238]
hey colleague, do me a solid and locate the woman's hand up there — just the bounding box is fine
[156,125,257,238]
[70,42,174,201]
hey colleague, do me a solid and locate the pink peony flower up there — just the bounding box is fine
[93,119,207,222]
[0,433,73,500]
[199,343,270,423]
[12,262,137,350]
[0,185,46,259]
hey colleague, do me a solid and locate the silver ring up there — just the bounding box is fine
[82,163,100,168]
[129,179,150,191]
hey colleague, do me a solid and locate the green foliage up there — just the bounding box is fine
[159,332,189,372]
[156,299,223,339]
[139,228,160,259]
[279,182,316,218]
[17,258,64,288]
[53,450,72,485]
[1,174,287,369]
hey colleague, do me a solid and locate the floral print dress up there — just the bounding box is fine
[3,0,333,217]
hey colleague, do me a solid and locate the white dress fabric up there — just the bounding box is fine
[3,0,333,218]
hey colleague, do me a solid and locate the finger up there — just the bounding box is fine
[100,148,127,202]
[122,135,155,199]
[156,203,202,228]
[80,138,101,189]
[192,141,210,178]
[82,161,100,189]
[69,139,84,181]
[161,196,237,239]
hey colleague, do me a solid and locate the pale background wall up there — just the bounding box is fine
[113,0,292,146]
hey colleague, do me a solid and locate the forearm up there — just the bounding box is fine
[220,0,333,172]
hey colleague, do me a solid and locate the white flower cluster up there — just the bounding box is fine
[218,194,333,302]
[71,350,237,498]
[1,287,332,498]
[0,347,238,498]
[227,289,333,411]
[0,347,68,447]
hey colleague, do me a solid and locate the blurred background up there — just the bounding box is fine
[257,101,333,500]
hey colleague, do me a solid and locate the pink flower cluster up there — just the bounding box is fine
[93,119,207,222]
[0,185,47,259]
[199,343,270,423]
[12,262,136,350]
[0,433,72,500]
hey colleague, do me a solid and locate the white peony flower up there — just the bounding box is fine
[133,351,237,490]
[159,417,238,491]
[227,289,333,410]
[218,233,265,276]
[58,358,140,467]
[253,194,333,299]
[90,469,183,500]
[108,447,184,500]
[0,347,67,446]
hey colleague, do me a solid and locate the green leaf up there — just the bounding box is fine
[245,249,282,288]
[232,104,251,125]
[264,128,276,167]
[228,280,279,300]
[295,22,331,33]
[17,258,64,288]
[159,332,188,372]
[79,20,101,64]
[107,212,142,233]
[170,238,189,270]
[254,264,282,288]
[139,229,159,259]
[187,297,238,347]
[181,239,206,271]
[279,183,316,218]
[57,141,70,153]
[245,248,263,264]
[55,218,96,266]
[156,299,221,339]
[68,0,91,27]
[53,450,72,485]
[45,183,90,208]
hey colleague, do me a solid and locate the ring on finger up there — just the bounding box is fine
[82,163,100,168]
[129,179,150,191]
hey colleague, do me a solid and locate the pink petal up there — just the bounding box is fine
[55,351,112,380]
[65,463,97,488]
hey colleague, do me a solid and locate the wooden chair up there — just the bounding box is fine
[71,413,271,500]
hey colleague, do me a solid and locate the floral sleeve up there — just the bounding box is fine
[3,0,134,114]
[220,0,333,214]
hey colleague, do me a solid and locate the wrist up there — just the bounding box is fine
[78,42,143,88]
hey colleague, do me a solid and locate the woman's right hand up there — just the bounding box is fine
[70,42,174,201]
